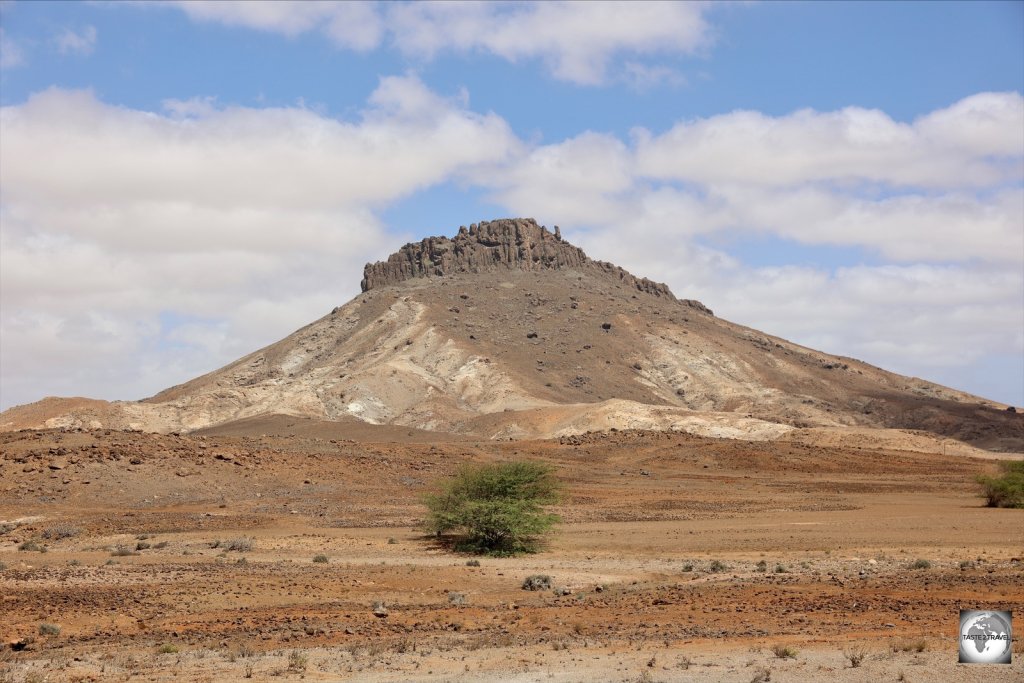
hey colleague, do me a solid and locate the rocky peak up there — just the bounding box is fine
[360,218,679,301]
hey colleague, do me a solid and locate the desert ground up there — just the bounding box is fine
[2,421,1022,682]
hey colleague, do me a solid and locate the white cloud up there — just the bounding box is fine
[386,1,710,85]
[171,0,383,51]
[54,25,97,56]
[0,28,25,69]
[633,92,1024,189]
[161,1,713,86]
[0,77,517,408]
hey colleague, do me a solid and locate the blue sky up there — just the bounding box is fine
[1,1,1022,410]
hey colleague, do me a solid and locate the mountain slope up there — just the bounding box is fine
[2,218,1020,450]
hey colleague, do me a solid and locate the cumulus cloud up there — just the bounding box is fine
[162,1,712,86]
[0,77,518,408]
[0,27,25,69]
[54,25,97,56]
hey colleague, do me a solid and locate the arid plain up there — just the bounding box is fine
[2,420,1022,682]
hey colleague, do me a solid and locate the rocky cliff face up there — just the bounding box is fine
[361,217,680,301]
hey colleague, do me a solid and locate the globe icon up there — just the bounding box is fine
[959,611,1012,664]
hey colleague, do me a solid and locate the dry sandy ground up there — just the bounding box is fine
[1,426,1022,682]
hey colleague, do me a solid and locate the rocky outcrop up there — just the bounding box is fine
[361,218,679,300]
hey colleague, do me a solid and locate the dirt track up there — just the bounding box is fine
[2,427,1022,681]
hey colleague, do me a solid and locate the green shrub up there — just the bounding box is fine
[709,560,727,573]
[977,461,1024,508]
[909,558,931,570]
[157,644,179,654]
[38,623,61,636]
[423,461,563,555]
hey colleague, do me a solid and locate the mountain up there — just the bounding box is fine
[2,218,1021,451]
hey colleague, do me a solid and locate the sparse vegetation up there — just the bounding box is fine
[977,461,1024,508]
[423,460,563,555]
[774,564,788,573]
[755,560,767,572]
[749,666,771,683]
[909,558,931,570]
[135,541,151,551]
[448,592,467,606]
[18,540,45,552]
[709,559,727,573]
[224,537,254,552]
[286,649,307,672]
[771,644,797,659]
[38,623,61,636]
[312,554,328,563]
[465,559,481,567]
[843,645,868,667]
[891,639,927,653]
[42,524,81,540]
[522,574,552,591]
[157,644,179,654]
[110,545,138,557]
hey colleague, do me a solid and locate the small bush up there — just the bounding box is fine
[977,461,1024,508]
[42,524,81,540]
[909,558,931,570]
[224,538,253,552]
[157,644,179,654]
[38,623,61,636]
[135,542,151,551]
[681,563,693,572]
[755,560,767,572]
[465,559,481,567]
[0,561,7,571]
[18,540,44,552]
[749,667,771,683]
[387,537,398,544]
[110,545,138,557]
[0,522,17,535]
[892,639,927,653]
[771,644,797,659]
[312,554,329,564]
[843,645,868,667]
[774,564,788,573]
[423,460,562,555]
[522,574,552,591]
[154,541,169,549]
[709,560,727,573]
[448,592,467,606]
[287,650,307,672]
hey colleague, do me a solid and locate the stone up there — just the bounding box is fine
[360,218,683,303]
